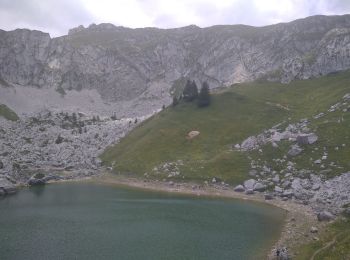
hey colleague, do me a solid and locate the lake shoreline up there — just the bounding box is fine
[85,172,327,259]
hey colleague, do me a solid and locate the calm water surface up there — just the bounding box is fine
[0,183,285,259]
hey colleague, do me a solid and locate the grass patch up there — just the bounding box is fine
[101,70,350,184]
[0,104,19,121]
[295,219,350,259]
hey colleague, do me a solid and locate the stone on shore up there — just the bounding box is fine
[264,193,274,200]
[233,185,245,192]
[243,179,256,190]
[28,173,47,186]
[245,189,255,195]
[253,182,266,192]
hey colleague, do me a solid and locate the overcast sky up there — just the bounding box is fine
[1,0,350,37]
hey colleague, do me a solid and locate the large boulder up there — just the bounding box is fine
[288,144,303,157]
[243,179,256,190]
[274,186,283,193]
[317,211,335,221]
[297,133,318,145]
[28,173,47,186]
[233,185,245,192]
[253,182,266,192]
[187,131,200,140]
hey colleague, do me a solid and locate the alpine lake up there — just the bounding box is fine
[0,182,285,259]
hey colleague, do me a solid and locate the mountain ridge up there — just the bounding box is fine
[1,14,350,116]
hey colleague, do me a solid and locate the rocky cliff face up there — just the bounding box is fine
[1,15,350,108]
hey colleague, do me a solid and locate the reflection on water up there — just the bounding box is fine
[30,185,46,197]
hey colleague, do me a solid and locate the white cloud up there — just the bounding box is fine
[84,0,154,27]
[0,0,349,36]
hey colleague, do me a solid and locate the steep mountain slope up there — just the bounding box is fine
[101,70,350,184]
[1,14,350,117]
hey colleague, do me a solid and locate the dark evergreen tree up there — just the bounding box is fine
[191,80,198,100]
[183,80,198,102]
[198,81,211,107]
[182,80,191,101]
[172,96,179,106]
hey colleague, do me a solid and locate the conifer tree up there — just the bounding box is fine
[183,80,198,102]
[198,81,211,107]
[172,96,179,106]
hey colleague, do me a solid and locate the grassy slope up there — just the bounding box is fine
[0,104,19,121]
[101,71,350,184]
[296,218,350,259]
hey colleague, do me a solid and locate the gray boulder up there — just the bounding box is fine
[233,185,245,192]
[0,161,3,169]
[282,190,294,198]
[314,159,322,164]
[272,174,280,183]
[264,193,274,200]
[311,183,321,191]
[288,144,303,157]
[317,211,335,221]
[245,189,255,195]
[28,173,47,186]
[274,186,283,193]
[253,182,266,192]
[243,179,256,190]
[297,133,318,145]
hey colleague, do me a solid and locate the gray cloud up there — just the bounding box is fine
[0,0,94,36]
[0,0,349,37]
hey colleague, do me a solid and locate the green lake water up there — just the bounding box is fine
[0,183,285,259]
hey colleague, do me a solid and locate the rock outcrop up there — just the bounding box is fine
[1,15,350,112]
